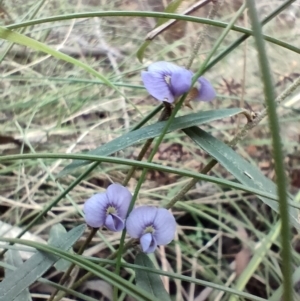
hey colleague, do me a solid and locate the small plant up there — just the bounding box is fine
[0,0,300,301]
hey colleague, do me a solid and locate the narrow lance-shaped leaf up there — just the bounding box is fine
[58,108,244,177]
[5,250,32,301]
[183,127,300,229]
[135,253,171,301]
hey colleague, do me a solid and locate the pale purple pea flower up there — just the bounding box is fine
[126,206,176,253]
[84,183,132,232]
[141,61,216,104]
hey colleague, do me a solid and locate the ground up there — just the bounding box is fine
[0,0,300,300]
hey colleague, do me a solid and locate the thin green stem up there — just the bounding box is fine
[3,152,300,207]
[113,99,186,300]
[194,1,246,80]
[4,10,299,57]
[203,0,296,72]
[246,1,292,300]
[122,103,172,186]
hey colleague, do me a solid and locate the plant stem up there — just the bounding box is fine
[122,102,172,186]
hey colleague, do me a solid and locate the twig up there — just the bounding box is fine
[146,0,213,41]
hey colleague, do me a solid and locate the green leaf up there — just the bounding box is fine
[137,0,183,62]
[183,127,300,229]
[4,250,32,301]
[0,224,85,301]
[48,224,73,271]
[135,253,171,301]
[58,108,244,177]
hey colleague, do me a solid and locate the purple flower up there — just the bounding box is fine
[126,206,176,253]
[83,183,132,231]
[141,61,216,104]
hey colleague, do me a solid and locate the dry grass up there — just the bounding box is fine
[1,0,300,300]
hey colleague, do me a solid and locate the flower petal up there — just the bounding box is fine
[196,77,216,102]
[140,233,157,253]
[126,206,158,238]
[170,70,193,97]
[141,71,174,103]
[105,214,125,232]
[147,61,185,75]
[153,208,176,245]
[106,183,132,219]
[83,193,108,228]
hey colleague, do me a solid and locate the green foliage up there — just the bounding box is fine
[0,27,123,96]
[135,253,171,301]
[0,0,299,300]
[183,127,299,228]
[58,108,244,177]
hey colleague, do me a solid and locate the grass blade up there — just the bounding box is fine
[0,27,122,96]
[0,237,161,301]
[1,152,297,206]
[5,11,299,57]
